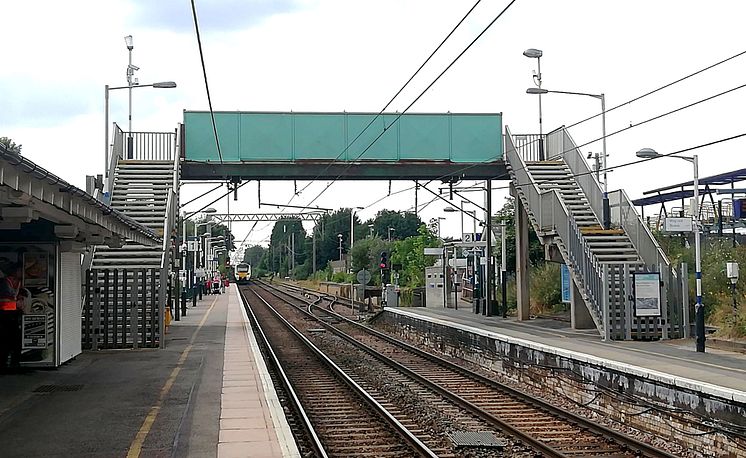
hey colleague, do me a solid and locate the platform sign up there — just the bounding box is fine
[560,264,571,304]
[633,272,661,317]
[463,233,475,243]
[187,240,199,252]
[663,217,693,233]
[22,315,47,349]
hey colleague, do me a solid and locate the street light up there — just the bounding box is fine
[526,87,609,228]
[104,34,178,171]
[636,147,704,352]
[523,48,543,159]
[338,233,344,261]
[350,206,364,264]
[368,223,374,238]
[387,227,395,242]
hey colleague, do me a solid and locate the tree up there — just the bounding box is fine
[265,218,307,277]
[312,209,362,269]
[242,245,266,267]
[495,197,544,271]
[0,137,22,154]
[371,210,421,241]
[391,224,442,288]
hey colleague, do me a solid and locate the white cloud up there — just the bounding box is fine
[2,0,746,247]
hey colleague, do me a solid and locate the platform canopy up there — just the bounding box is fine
[632,188,715,207]
[642,167,746,195]
[181,111,506,181]
[0,146,160,247]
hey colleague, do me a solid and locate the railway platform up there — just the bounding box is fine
[385,306,746,394]
[0,284,298,458]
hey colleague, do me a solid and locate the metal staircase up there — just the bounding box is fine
[92,160,176,270]
[505,126,687,340]
[83,125,179,349]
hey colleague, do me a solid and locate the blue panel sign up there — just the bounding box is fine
[561,264,571,304]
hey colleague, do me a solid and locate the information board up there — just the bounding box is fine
[22,314,47,349]
[561,264,571,304]
[633,272,661,317]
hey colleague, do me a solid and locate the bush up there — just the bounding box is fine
[331,271,353,283]
[529,263,561,313]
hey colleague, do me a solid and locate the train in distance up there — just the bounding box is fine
[235,263,252,284]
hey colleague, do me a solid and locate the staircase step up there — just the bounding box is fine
[580,227,626,235]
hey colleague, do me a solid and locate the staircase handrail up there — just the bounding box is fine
[161,190,175,270]
[105,123,125,198]
[546,127,605,225]
[611,188,671,268]
[547,127,671,269]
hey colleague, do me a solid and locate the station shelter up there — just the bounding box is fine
[0,146,160,367]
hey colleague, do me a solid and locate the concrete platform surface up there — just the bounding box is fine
[0,284,298,458]
[388,306,746,398]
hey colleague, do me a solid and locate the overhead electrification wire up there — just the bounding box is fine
[190,0,224,164]
[301,0,519,208]
[494,47,746,166]
[326,48,746,213]
[180,183,224,209]
[184,180,250,219]
[290,0,486,202]
[361,81,746,210]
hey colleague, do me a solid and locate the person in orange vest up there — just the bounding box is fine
[0,262,23,371]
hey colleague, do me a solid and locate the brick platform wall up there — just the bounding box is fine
[376,311,745,457]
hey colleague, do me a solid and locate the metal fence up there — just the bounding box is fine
[82,268,162,349]
[125,131,176,161]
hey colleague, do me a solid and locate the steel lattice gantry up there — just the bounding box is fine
[208,213,325,223]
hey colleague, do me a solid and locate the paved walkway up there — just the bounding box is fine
[390,306,746,396]
[0,284,297,458]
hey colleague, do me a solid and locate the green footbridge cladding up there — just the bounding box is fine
[181,111,506,181]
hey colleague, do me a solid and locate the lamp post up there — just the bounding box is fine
[350,207,364,271]
[637,148,704,351]
[388,227,395,242]
[368,224,374,238]
[338,234,343,261]
[527,87,609,228]
[523,48,543,159]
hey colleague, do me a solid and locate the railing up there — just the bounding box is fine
[124,131,176,161]
[546,128,605,224]
[567,218,605,322]
[507,133,546,162]
[610,189,671,269]
[105,124,125,197]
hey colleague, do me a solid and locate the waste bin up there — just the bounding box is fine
[412,287,426,307]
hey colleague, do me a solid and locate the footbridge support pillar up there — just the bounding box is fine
[512,184,530,321]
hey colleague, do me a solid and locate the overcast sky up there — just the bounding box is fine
[2,0,746,257]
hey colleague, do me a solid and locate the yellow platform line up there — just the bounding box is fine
[127,296,219,458]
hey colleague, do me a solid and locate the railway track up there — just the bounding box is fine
[239,285,440,457]
[257,280,677,458]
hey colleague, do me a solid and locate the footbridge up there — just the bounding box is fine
[180,111,506,181]
[93,110,690,344]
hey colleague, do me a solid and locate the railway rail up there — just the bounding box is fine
[254,280,677,458]
[239,285,440,457]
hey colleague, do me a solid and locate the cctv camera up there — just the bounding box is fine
[128,64,140,71]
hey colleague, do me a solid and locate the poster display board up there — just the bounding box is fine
[633,272,662,317]
[0,244,56,365]
[22,315,48,349]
